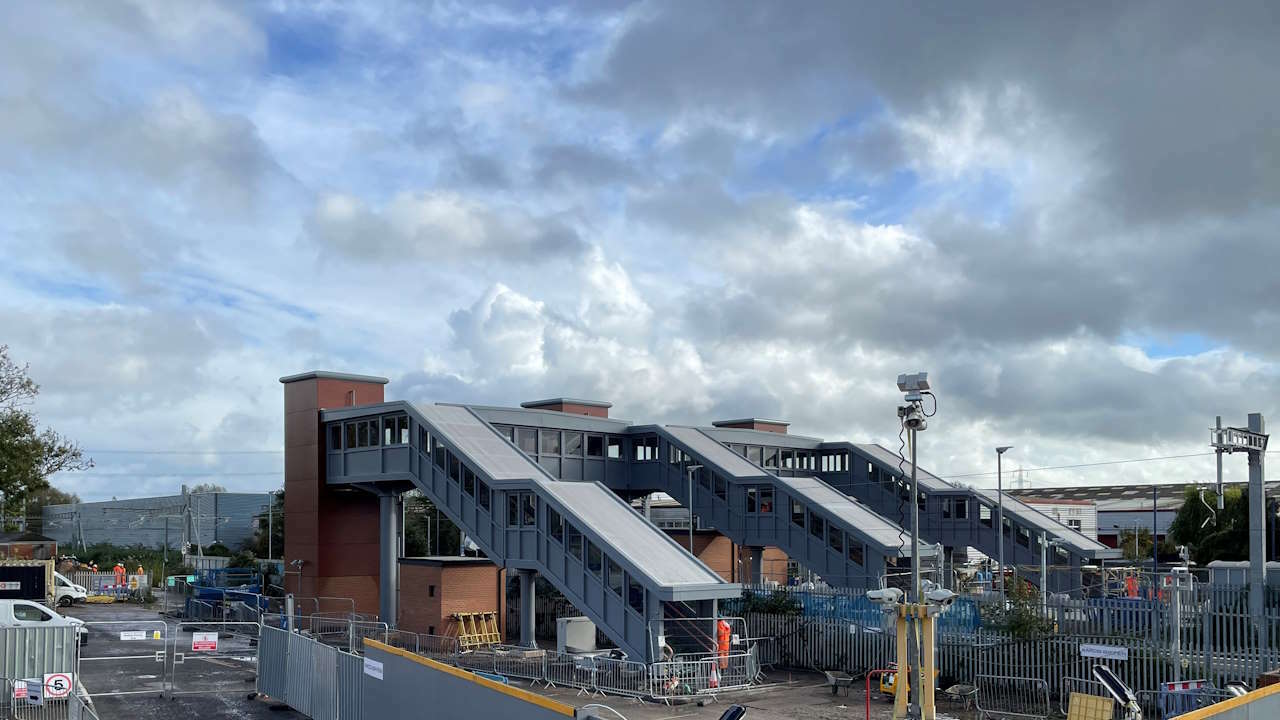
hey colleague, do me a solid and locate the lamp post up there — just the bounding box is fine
[686,464,703,554]
[995,446,1013,599]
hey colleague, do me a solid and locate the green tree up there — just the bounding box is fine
[246,491,284,559]
[404,494,462,556]
[187,483,227,494]
[23,486,80,534]
[0,346,91,528]
[1168,486,1275,565]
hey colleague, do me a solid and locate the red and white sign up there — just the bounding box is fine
[191,633,218,652]
[43,673,72,699]
[12,681,26,699]
[1164,680,1207,692]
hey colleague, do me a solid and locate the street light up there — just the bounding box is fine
[686,464,703,554]
[995,446,1013,599]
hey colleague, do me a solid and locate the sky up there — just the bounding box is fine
[2,1,1278,503]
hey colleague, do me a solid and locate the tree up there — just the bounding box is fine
[0,346,91,527]
[404,494,462,556]
[246,491,284,559]
[1168,486,1276,565]
[188,483,227,494]
[23,486,80,534]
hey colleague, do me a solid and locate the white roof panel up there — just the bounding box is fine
[540,481,725,587]
[779,477,937,557]
[971,488,1112,554]
[664,426,767,478]
[853,443,952,492]
[416,404,547,481]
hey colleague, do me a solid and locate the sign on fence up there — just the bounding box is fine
[120,631,147,641]
[192,633,219,652]
[43,672,71,699]
[1080,644,1128,661]
[363,657,383,680]
[23,679,42,706]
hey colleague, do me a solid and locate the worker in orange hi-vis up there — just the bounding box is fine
[717,618,732,670]
[113,562,126,587]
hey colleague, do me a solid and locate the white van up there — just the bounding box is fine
[53,572,87,607]
[0,600,88,644]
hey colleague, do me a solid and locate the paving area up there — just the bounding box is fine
[58,601,976,719]
[63,601,304,720]
[523,670,977,720]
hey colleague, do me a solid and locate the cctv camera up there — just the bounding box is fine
[867,587,904,605]
[925,587,957,607]
[901,405,927,431]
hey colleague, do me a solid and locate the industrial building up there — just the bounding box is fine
[40,490,275,552]
[282,370,1118,664]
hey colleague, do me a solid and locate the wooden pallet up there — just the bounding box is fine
[454,611,501,649]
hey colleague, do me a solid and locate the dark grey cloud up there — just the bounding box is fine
[533,143,637,188]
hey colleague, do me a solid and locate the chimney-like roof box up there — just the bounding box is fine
[520,397,612,418]
[711,418,790,434]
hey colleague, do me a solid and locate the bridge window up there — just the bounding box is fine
[828,525,843,554]
[1003,517,1012,536]
[763,447,779,468]
[449,456,461,482]
[917,492,927,511]
[493,424,515,442]
[1017,526,1030,548]
[463,468,475,496]
[746,488,757,513]
[565,431,583,457]
[346,423,356,449]
[608,559,623,596]
[699,469,711,490]
[566,524,583,560]
[1056,546,1070,562]
[802,452,815,471]
[847,541,864,567]
[792,499,805,527]
[357,422,369,447]
[607,436,622,459]
[714,475,727,501]
[628,578,644,615]
[780,449,792,469]
[587,541,603,576]
[434,443,446,470]
[633,436,658,461]
[522,494,537,526]
[746,446,762,465]
[329,425,342,451]
[384,415,409,445]
[540,430,561,455]
[759,488,773,514]
[508,494,519,526]
[478,481,490,512]
[586,434,604,457]
[549,507,563,543]
[809,511,825,539]
[954,499,967,519]
[980,504,992,527]
[516,428,537,454]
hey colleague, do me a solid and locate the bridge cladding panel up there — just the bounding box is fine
[281,371,388,615]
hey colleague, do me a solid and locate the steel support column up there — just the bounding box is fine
[379,492,399,628]
[519,569,536,647]
[1248,413,1267,659]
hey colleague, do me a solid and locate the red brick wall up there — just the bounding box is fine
[283,375,384,615]
[398,562,505,638]
[660,531,788,583]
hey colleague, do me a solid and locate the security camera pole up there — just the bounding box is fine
[896,372,933,720]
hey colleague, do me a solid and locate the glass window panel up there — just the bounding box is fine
[517,428,538,454]
[587,542,602,576]
[540,430,561,455]
[714,475,727,500]
[357,422,369,447]
[549,508,563,543]
[478,481,490,512]
[608,559,623,596]
[507,494,519,526]
[399,415,410,444]
[628,578,644,615]
[565,432,584,457]
[954,499,967,519]
[449,456,461,482]
[848,542,865,566]
[522,494,537,526]
[759,488,774,514]
[980,504,993,527]
[809,511,825,539]
[607,437,622,459]
[463,468,475,496]
[746,488,757,513]
[434,444,446,470]
[345,423,356,449]
[792,499,805,527]
[586,435,604,458]
[329,425,342,450]
[828,525,843,553]
[763,447,779,468]
[566,524,583,560]
[746,446,763,464]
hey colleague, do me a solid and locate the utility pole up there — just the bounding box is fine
[996,446,1013,599]
[1209,414,1268,661]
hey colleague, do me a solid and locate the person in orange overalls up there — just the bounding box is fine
[113,562,126,587]
[717,618,732,670]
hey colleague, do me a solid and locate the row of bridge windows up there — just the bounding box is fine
[330,414,411,450]
[491,424,625,460]
[544,505,645,617]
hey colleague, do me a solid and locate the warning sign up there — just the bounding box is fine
[0,581,20,591]
[43,673,72,699]
[12,681,26,699]
[191,632,218,652]
[120,631,146,641]
[23,678,42,706]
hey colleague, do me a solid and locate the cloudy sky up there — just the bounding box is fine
[3,1,1277,502]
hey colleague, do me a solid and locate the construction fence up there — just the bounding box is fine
[734,581,1280,714]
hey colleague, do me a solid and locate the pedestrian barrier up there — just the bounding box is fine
[258,625,363,720]
[592,655,650,698]
[169,621,260,697]
[76,621,168,698]
[1137,685,1238,720]
[976,675,1051,720]
[490,646,546,683]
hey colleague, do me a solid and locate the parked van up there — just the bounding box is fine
[0,600,88,644]
[53,572,87,607]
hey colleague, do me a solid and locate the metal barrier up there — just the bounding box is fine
[1,678,100,720]
[543,651,598,694]
[491,645,547,683]
[592,656,650,698]
[261,625,362,720]
[1138,686,1239,720]
[76,621,168,698]
[648,651,755,700]
[0,627,79,684]
[170,621,260,697]
[975,675,1051,720]
[417,634,460,664]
